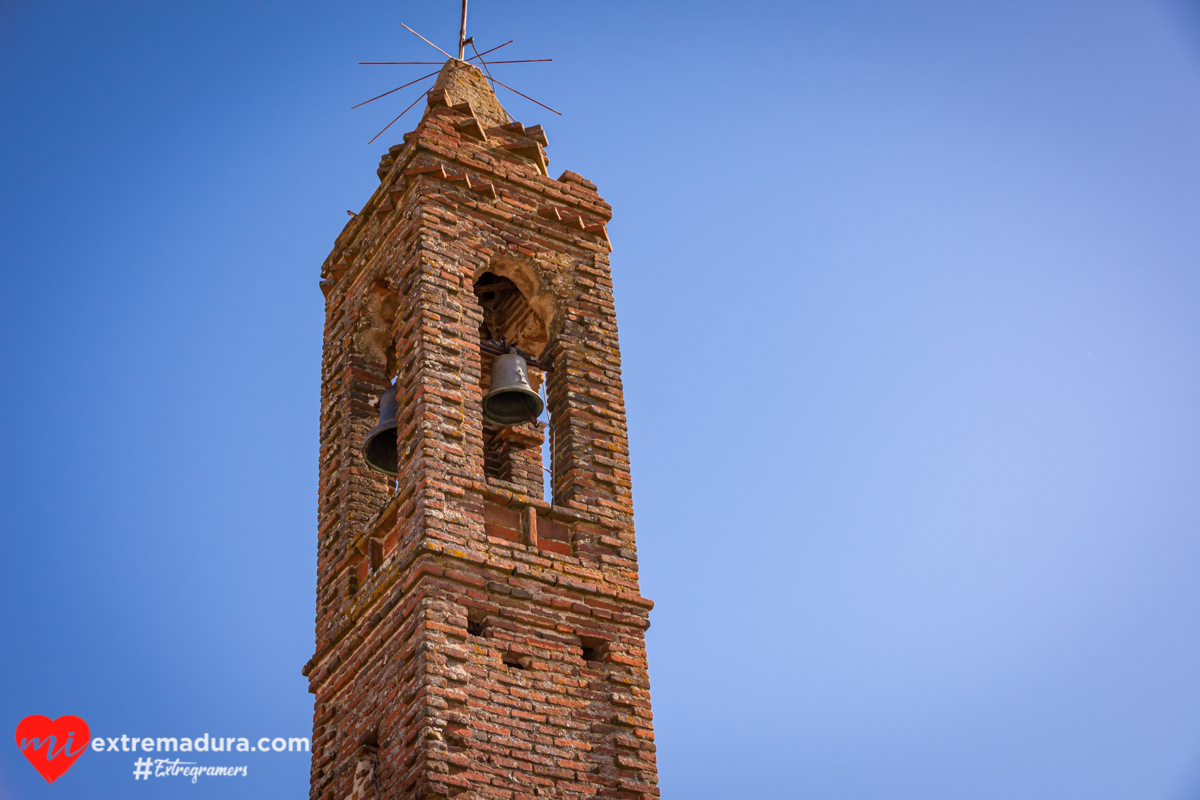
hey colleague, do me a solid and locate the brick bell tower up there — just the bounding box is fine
[304,59,659,800]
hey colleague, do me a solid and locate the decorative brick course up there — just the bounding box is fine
[307,59,658,800]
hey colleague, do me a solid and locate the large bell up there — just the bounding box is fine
[483,353,544,426]
[362,385,399,475]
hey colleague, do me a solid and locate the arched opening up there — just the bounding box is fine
[354,281,401,491]
[346,280,402,585]
[473,271,552,499]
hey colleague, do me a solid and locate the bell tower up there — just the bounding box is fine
[305,58,660,800]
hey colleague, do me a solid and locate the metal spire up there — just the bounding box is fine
[458,0,469,60]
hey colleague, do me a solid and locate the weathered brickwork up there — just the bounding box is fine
[305,60,658,800]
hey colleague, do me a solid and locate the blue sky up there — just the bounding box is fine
[1,1,1198,798]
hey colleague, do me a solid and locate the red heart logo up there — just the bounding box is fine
[14,715,91,783]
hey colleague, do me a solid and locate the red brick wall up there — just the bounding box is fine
[305,60,657,800]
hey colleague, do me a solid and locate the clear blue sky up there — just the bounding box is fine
[2,1,1198,798]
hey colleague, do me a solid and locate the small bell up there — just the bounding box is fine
[483,353,544,425]
[362,385,399,475]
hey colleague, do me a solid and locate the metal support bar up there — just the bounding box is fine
[480,339,553,372]
[458,0,469,60]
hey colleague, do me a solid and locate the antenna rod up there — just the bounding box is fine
[458,0,468,60]
[399,22,452,60]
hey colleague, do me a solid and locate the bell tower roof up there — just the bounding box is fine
[423,59,510,129]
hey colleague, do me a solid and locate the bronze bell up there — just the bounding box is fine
[483,353,544,426]
[363,385,399,475]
